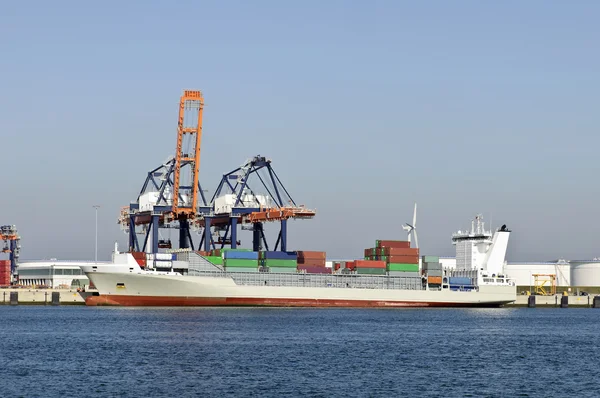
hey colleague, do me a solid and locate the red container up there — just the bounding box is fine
[0,273,10,285]
[297,265,332,274]
[296,251,326,260]
[354,260,386,269]
[297,258,326,267]
[363,248,373,257]
[387,255,419,264]
[334,263,341,271]
[383,247,419,256]
[345,261,356,270]
[211,249,222,256]
[196,250,210,256]
[377,240,410,249]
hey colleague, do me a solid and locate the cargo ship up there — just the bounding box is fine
[81,215,517,307]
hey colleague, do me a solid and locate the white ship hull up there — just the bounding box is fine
[83,270,516,307]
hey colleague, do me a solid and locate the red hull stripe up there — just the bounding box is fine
[85,295,503,308]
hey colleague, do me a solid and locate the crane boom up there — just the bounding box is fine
[172,90,204,215]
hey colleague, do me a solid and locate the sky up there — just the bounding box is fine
[1,1,599,262]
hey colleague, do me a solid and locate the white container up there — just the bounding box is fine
[156,253,172,260]
[154,260,171,268]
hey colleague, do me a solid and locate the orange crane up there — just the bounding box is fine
[172,90,204,216]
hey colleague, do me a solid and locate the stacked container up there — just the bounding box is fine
[422,255,442,285]
[261,251,297,273]
[364,240,419,274]
[223,249,259,272]
[296,251,328,274]
[0,260,10,286]
[354,260,386,275]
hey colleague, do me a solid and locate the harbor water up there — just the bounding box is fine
[1,307,599,397]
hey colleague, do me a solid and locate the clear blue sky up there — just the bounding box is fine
[1,1,599,262]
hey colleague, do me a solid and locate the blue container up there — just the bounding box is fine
[262,251,298,260]
[448,277,472,285]
[223,251,259,260]
[172,254,177,260]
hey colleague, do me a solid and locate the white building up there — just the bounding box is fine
[17,260,108,288]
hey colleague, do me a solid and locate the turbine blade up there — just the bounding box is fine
[414,229,419,249]
[413,202,417,227]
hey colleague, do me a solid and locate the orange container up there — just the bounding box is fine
[428,276,442,284]
[297,251,326,259]
[377,240,410,249]
[388,255,419,264]
[354,260,386,269]
[383,247,419,256]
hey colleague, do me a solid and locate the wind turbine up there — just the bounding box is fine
[402,202,419,248]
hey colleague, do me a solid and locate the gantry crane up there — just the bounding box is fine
[1,225,20,275]
[118,90,208,254]
[195,155,316,252]
[118,90,316,256]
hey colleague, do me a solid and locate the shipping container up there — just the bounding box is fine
[297,265,332,274]
[387,271,420,278]
[356,268,386,275]
[387,263,419,272]
[422,255,440,263]
[223,259,259,267]
[382,247,419,256]
[423,262,442,270]
[154,260,172,268]
[266,267,297,273]
[210,249,222,257]
[345,261,356,270]
[297,258,326,267]
[196,250,211,256]
[376,240,411,249]
[205,256,224,266]
[425,269,443,277]
[296,251,326,260]
[364,248,372,258]
[262,259,297,268]
[428,276,443,285]
[448,277,472,285]
[354,260,386,269]
[262,251,298,260]
[223,251,259,260]
[225,267,259,273]
[387,255,419,264]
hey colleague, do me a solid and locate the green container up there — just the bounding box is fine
[380,255,388,262]
[263,259,297,268]
[387,263,419,272]
[356,267,386,275]
[376,240,381,248]
[379,248,386,255]
[267,267,297,273]
[205,256,223,265]
[223,259,259,267]
[422,255,439,263]
[225,267,259,273]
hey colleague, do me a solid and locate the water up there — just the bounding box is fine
[1,307,599,397]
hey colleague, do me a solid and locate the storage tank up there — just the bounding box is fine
[570,260,600,287]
